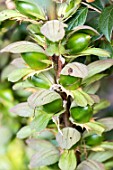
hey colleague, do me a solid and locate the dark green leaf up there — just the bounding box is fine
[67,7,88,31]
[99,5,113,42]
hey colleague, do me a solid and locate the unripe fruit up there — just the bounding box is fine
[21,52,50,70]
[66,33,91,54]
[85,134,104,146]
[59,75,81,90]
[43,99,63,114]
[70,105,93,123]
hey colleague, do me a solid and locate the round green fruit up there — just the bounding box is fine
[70,105,93,123]
[66,33,91,54]
[85,134,104,146]
[59,75,81,90]
[43,99,63,114]
[21,52,50,70]
[29,75,50,89]
[16,1,44,19]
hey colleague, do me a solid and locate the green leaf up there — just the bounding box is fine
[93,99,110,114]
[100,41,113,58]
[77,160,105,170]
[88,151,113,163]
[8,68,33,82]
[85,59,113,79]
[56,127,81,149]
[67,7,88,31]
[100,142,113,150]
[82,74,107,86]
[10,102,34,117]
[0,10,25,22]
[77,48,110,58]
[72,90,87,107]
[27,139,60,168]
[72,89,94,107]
[0,41,45,54]
[28,90,62,109]
[98,118,113,132]
[86,122,105,135]
[30,110,52,132]
[58,150,77,170]
[17,126,32,139]
[60,62,88,78]
[83,82,100,94]
[41,20,65,42]
[99,5,113,42]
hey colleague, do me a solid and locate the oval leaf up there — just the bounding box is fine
[56,127,81,149]
[98,117,113,132]
[58,150,77,170]
[77,160,105,170]
[17,126,32,139]
[28,90,62,109]
[61,62,88,78]
[41,20,65,42]
[10,102,34,117]
[99,5,113,42]
[0,9,25,22]
[0,41,45,54]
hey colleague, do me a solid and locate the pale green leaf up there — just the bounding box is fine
[86,122,105,135]
[28,90,62,109]
[60,62,88,78]
[0,10,25,22]
[30,110,52,132]
[17,126,32,139]
[98,117,113,132]
[8,68,33,82]
[58,150,77,170]
[88,151,113,163]
[10,102,34,117]
[0,41,45,54]
[77,160,105,170]
[56,127,81,149]
[41,20,65,42]
[85,59,113,79]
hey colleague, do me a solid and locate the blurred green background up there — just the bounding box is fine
[0,0,113,170]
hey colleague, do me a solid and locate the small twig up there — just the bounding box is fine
[81,2,101,13]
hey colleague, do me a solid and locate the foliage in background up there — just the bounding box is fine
[0,0,113,170]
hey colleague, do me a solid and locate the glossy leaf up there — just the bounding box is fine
[99,5,113,42]
[58,150,77,170]
[56,127,81,149]
[67,7,88,30]
[10,102,34,117]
